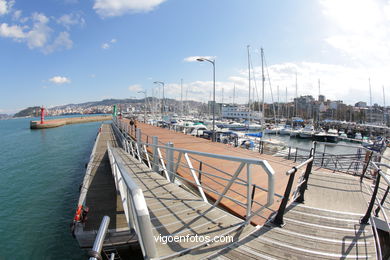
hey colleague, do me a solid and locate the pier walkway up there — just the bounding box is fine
[120,120,328,226]
[108,145,255,259]
[73,121,387,259]
[73,124,134,248]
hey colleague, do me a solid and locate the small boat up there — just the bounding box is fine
[299,125,315,139]
[355,132,363,140]
[338,130,348,139]
[279,125,292,135]
[325,128,339,143]
[290,127,302,137]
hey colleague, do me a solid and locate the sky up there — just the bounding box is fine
[1,0,390,114]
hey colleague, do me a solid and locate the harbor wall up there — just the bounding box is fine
[30,115,112,129]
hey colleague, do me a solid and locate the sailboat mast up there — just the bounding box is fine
[369,78,372,124]
[285,86,288,120]
[261,48,265,127]
[383,85,386,125]
[233,84,236,105]
[318,78,321,123]
[294,72,298,118]
[277,85,280,124]
[247,45,251,126]
[180,79,183,117]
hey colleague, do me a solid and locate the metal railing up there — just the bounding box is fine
[88,216,110,260]
[272,147,315,227]
[78,126,102,207]
[112,118,276,223]
[107,144,157,259]
[257,139,388,179]
[361,162,390,225]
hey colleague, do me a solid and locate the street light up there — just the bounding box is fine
[196,57,216,142]
[138,91,147,123]
[153,81,165,119]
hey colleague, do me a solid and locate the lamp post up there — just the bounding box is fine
[138,91,147,123]
[197,57,216,142]
[153,81,165,120]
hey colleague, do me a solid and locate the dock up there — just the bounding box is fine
[72,124,134,248]
[71,120,389,259]
[121,119,324,226]
[30,115,111,129]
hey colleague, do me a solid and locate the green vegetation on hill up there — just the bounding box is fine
[14,106,40,118]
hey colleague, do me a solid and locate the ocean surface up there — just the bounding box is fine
[0,116,107,260]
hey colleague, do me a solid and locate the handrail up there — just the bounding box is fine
[88,216,110,260]
[107,144,157,259]
[361,162,390,225]
[272,148,314,227]
[78,126,102,207]
[286,157,314,175]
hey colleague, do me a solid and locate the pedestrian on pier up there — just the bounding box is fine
[129,118,134,135]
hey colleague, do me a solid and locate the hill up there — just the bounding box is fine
[14,107,40,118]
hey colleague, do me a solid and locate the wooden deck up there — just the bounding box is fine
[74,124,134,248]
[123,120,329,226]
[209,170,377,259]
[73,121,380,259]
[110,146,256,259]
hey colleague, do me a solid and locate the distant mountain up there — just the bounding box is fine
[14,106,40,118]
[14,98,204,117]
[0,114,11,119]
[52,98,143,109]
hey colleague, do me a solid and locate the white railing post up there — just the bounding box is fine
[246,164,252,221]
[184,153,208,203]
[143,144,152,169]
[136,129,142,162]
[166,142,175,182]
[152,136,159,172]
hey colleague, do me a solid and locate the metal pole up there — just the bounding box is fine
[88,216,110,260]
[361,151,373,182]
[212,60,216,142]
[375,186,389,217]
[152,136,159,172]
[166,142,175,182]
[272,168,297,227]
[361,171,381,224]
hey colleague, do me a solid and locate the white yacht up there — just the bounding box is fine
[299,125,315,139]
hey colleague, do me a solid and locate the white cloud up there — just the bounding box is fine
[43,31,73,54]
[12,9,21,20]
[320,0,390,66]
[0,11,76,54]
[0,0,14,16]
[158,61,388,106]
[93,0,166,17]
[49,76,71,84]
[101,38,117,49]
[57,12,85,30]
[26,13,51,49]
[128,84,143,92]
[0,23,25,39]
[184,56,216,62]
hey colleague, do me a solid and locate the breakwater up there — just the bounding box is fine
[30,115,112,129]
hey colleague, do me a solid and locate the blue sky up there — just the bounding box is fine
[1,0,390,113]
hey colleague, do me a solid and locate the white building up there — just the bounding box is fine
[221,104,263,120]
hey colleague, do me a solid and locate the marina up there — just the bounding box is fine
[3,1,390,259]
